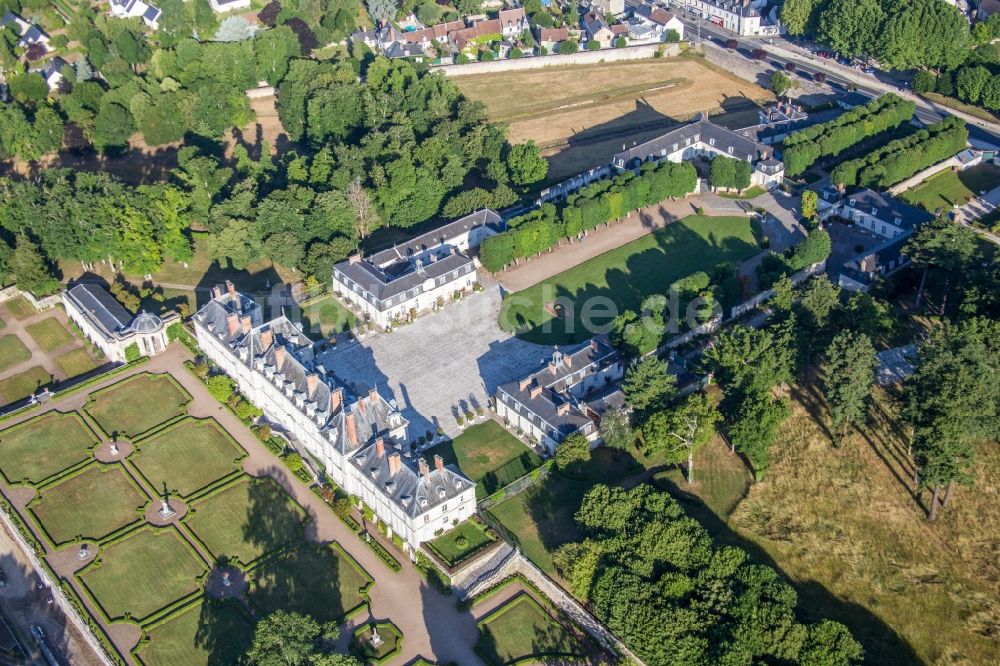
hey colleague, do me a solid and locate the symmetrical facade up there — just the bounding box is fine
[495,339,623,453]
[193,282,476,548]
[62,284,175,363]
[332,209,504,329]
[612,114,785,189]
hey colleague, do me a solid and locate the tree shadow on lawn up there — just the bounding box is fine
[192,600,255,666]
[506,220,759,346]
[651,474,923,665]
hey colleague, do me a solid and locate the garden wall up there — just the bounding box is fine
[434,43,682,77]
[0,285,61,311]
[886,156,962,196]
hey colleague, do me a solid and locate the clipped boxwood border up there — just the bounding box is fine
[182,474,309,569]
[51,357,150,403]
[132,596,255,666]
[474,592,587,666]
[425,515,499,569]
[352,621,404,664]
[246,541,375,623]
[0,409,101,487]
[83,372,192,439]
[75,524,210,626]
[26,462,150,549]
[128,416,248,501]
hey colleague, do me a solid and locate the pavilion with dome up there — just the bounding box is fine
[62,283,178,363]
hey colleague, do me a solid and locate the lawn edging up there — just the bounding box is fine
[352,621,403,664]
[83,372,191,439]
[0,410,101,487]
[473,591,587,666]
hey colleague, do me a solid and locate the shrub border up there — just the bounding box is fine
[352,621,404,664]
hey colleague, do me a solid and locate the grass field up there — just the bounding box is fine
[487,447,641,576]
[135,601,254,666]
[652,436,752,520]
[427,519,496,567]
[299,294,357,339]
[0,411,98,484]
[25,318,74,352]
[0,335,31,372]
[85,374,190,437]
[132,419,246,498]
[30,465,147,544]
[55,348,99,378]
[4,297,36,320]
[80,527,207,622]
[728,388,1000,665]
[0,366,52,405]
[455,55,774,181]
[185,477,306,566]
[902,164,1000,213]
[476,593,582,665]
[499,215,762,345]
[425,421,542,500]
[249,543,372,622]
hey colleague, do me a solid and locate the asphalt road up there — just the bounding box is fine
[662,2,1000,144]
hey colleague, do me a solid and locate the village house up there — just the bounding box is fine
[583,12,615,48]
[612,113,785,189]
[681,0,770,36]
[497,7,528,38]
[1,11,50,51]
[536,26,570,51]
[107,0,162,29]
[591,0,625,16]
[34,56,68,91]
[193,282,476,548]
[332,209,504,330]
[628,2,685,39]
[818,188,934,292]
[62,283,176,363]
[495,339,623,453]
[208,0,251,14]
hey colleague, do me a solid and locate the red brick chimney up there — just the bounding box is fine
[329,388,343,413]
[260,329,273,351]
[434,454,444,471]
[388,452,401,476]
[418,457,430,477]
[274,345,286,368]
[368,387,378,403]
[529,385,542,399]
[345,412,357,447]
[306,373,319,395]
[240,315,251,335]
[212,286,222,299]
[557,402,570,416]
[226,280,235,298]
[226,313,239,336]
[518,377,532,391]
[375,437,385,457]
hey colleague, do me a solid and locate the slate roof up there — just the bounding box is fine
[369,209,503,266]
[385,41,424,58]
[840,232,912,287]
[65,284,133,339]
[613,114,769,167]
[843,189,933,231]
[497,339,618,440]
[351,443,471,518]
[583,12,611,37]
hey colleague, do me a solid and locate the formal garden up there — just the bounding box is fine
[475,590,590,665]
[426,517,497,568]
[498,215,763,345]
[902,163,1000,213]
[0,371,376,665]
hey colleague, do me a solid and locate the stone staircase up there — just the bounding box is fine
[450,542,516,599]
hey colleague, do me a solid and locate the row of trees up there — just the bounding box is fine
[708,155,753,192]
[914,63,1000,112]
[552,484,864,664]
[782,0,972,70]
[479,160,697,272]
[829,116,969,190]
[781,94,915,177]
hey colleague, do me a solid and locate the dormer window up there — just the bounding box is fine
[709,138,715,146]
[849,198,856,207]
[727,146,733,154]
[419,496,428,507]
[437,486,446,499]
[894,217,901,226]
[871,207,878,215]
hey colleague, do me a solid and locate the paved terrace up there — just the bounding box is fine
[317,283,551,438]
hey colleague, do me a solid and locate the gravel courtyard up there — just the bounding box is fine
[316,281,552,438]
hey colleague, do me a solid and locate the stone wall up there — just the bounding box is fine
[0,285,62,311]
[886,156,961,196]
[434,42,682,77]
[728,260,827,319]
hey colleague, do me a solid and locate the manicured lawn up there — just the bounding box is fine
[300,294,357,339]
[425,421,542,499]
[902,164,1000,213]
[85,373,190,437]
[427,518,496,567]
[0,366,53,405]
[0,411,98,484]
[55,348,99,378]
[79,527,208,622]
[499,215,762,344]
[25,318,74,352]
[487,447,641,576]
[0,335,31,372]
[135,601,254,666]
[30,465,148,544]
[249,543,372,622]
[185,477,305,566]
[132,419,246,498]
[4,297,36,320]
[476,593,581,665]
